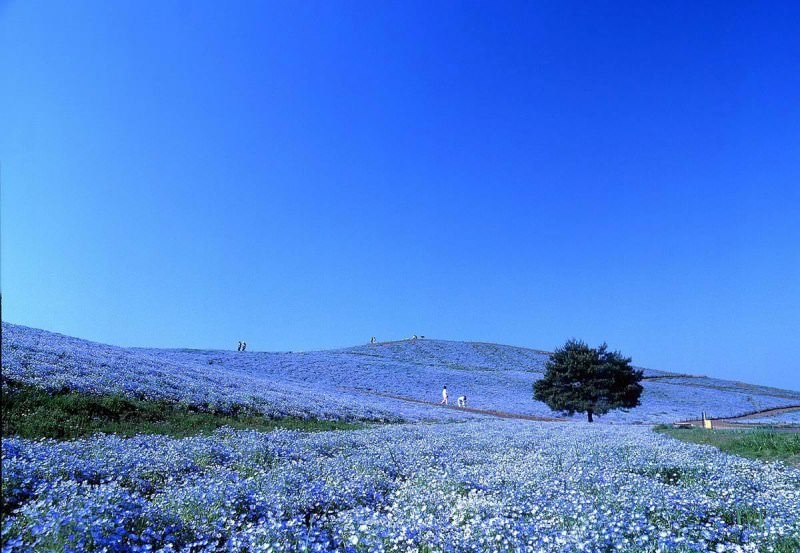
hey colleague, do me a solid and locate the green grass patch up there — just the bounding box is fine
[655,425,800,466]
[773,536,800,553]
[719,505,766,527]
[1,380,364,439]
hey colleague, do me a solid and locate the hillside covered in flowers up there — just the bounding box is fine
[3,323,800,552]
[3,322,799,424]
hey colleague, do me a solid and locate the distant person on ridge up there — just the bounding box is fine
[458,395,467,408]
[441,385,448,405]
[237,341,243,352]
[242,341,247,352]
[370,336,376,344]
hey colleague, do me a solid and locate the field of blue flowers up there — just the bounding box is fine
[4,323,799,424]
[4,421,800,552]
[3,323,800,552]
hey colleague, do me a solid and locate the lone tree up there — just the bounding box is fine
[533,339,643,422]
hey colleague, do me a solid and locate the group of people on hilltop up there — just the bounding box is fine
[236,341,247,352]
[440,386,467,408]
[368,335,426,344]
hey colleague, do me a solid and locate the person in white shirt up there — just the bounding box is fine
[441,386,448,405]
[457,395,467,408]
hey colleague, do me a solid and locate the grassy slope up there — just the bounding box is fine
[2,381,363,439]
[655,425,800,466]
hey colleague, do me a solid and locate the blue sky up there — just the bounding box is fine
[1,1,798,390]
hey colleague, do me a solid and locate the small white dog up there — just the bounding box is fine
[457,395,467,408]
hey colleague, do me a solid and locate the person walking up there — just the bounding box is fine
[237,341,242,352]
[441,385,448,405]
[241,341,247,352]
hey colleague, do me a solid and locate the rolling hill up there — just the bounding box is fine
[3,322,799,424]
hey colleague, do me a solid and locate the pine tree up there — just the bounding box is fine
[533,339,643,422]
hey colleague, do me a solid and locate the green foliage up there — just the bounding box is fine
[773,536,800,553]
[533,339,643,422]
[1,380,363,439]
[655,425,800,466]
[720,506,766,527]
[634,465,700,486]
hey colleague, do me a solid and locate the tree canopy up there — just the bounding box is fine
[533,339,643,422]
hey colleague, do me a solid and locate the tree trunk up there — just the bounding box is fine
[587,410,594,423]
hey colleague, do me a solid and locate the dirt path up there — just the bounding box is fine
[642,374,701,381]
[345,386,800,428]
[722,404,800,421]
[680,404,800,429]
[342,387,568,422]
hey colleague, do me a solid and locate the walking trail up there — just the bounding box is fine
[346,387,800,428]
[680,404,800,429]
[342,387,567,422]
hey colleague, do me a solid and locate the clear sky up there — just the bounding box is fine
[1,1,798,390]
